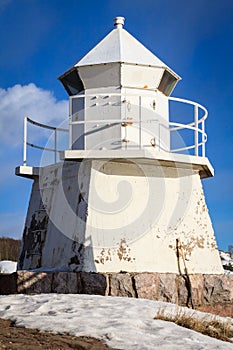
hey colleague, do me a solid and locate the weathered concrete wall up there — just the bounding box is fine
[18,160,223,274]
[0,272,232,308]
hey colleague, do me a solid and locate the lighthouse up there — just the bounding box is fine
[16,17,223,274]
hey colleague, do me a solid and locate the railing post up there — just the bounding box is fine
[23,116,27,166]
[69,97,72,149]
[158,121,161,151]
[139,96,142,149]
[194,104,198,156]
[54,129,57,163]
[202,120,205,157]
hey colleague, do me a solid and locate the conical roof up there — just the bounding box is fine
[75,17,178,78]
[76,25,165,68]
[59,17,180,95]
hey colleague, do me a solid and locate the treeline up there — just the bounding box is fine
[0,237,21,261]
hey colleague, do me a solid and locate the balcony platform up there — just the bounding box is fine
[61,149,214,179]
[15,149,214,180]
[15,166,39,179]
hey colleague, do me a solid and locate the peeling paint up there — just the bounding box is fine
[68,241,84,271]
[18,211,49,270]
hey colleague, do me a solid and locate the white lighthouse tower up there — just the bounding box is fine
[17,17,223,274]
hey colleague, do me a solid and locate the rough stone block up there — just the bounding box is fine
[52,272,78,294]
[134,273,158,300]
[177,275,188,306]
[109,273,134,297]
[221,274,233,302]
[80,272,107,295]
[158,273,177,303]
[177,274,203,307]
[17,272,52,293]
[189,274,204,306]
[203,274,232,304]
[0,273,17,294]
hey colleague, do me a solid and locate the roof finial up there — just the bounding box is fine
[114,16,125,29]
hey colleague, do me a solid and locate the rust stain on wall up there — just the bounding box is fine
[117,239,134,262]
[95,248,112,265]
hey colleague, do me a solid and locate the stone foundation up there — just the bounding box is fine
[0,272,232,308]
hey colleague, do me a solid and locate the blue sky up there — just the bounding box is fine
[0,0,232,251]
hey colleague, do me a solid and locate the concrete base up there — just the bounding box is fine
[17,158,223,274]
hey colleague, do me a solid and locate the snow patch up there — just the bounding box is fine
[0,261,17,274]
[0,294,232,350]
[220,251,233,274]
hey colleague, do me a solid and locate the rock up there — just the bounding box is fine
[177,274,204,307]
[0,273,17,294]
[221,274,233,302]
[109,273,134,297]
[203,274,233,304]
[1,270,232,310]
[189,274,204,306]
[17,272,52,293]
[177,275,189,306]
[52,272,78,293]
[133,273,158,300]
[157,273,177,303]
[80,272,107,295]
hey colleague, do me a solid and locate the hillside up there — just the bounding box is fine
[219,250,233,274]
[0,238,21,261]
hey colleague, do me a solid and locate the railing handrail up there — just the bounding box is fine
[27,117,69,132]
[26,142,59,153]
[23,116,69,165]
[168,96,208,122]
[71,118,159,125]
[69,93,208,120]
[69,118,207,155]
[22,94,208,165]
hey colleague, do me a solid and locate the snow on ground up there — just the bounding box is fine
[220,251,233,274]
[0,260,17,274]
[0,294,232,350]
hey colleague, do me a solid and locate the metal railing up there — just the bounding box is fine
[23,117,68,165]
[168,96,207,157]
[22,94,208,166]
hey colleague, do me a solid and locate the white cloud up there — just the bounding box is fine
[0,83,68,146]
[0,84,68,239]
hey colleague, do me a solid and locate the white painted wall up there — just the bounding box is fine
[86,160,222,274]
[18,160,223,274]
[70,87,170,151]
[121,64,163,89]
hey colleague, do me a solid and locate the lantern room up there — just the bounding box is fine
[58,17,181,152]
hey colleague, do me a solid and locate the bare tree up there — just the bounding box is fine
[0,238,21,261]
[228,245,233,258]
